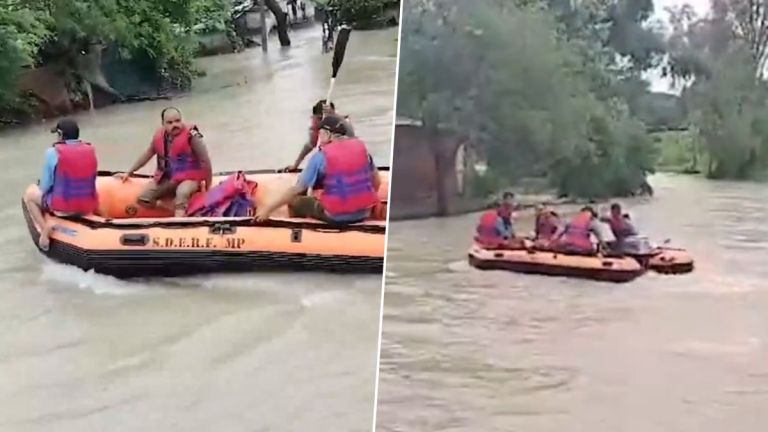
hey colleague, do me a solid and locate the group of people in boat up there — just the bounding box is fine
[474,193,647,256]
[23,100,381,251]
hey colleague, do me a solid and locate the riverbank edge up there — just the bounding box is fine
[656,166,768,181]
[1,21,398,130]
[390,168,768,222]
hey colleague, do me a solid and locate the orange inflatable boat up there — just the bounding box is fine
[629,247,694,275]
[22,168,389,278]
[468,244,645,283]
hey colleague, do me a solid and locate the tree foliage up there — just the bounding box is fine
[666,0,768,179]
[315,0,397,26]
[0,2,52,105]
[397,0,660,198]
[0,0,234,109]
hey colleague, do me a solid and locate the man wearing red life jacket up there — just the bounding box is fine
[474,192,517,249]
[534,204,561,242]
[256,114,380,224]
[116,107,213,217]
[23,118,98,251]
[284,99,355,172]
[599,203,638,242]
[600,202,647,254]
[550,206,606,255]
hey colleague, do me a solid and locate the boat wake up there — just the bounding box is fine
[39,261,150,296]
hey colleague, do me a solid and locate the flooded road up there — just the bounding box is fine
[0,26,396,431]
[377,174,768,432]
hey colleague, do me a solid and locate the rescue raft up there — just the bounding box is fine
[22,168,389,278]
[629,247,694,275]
[468,244,645,283]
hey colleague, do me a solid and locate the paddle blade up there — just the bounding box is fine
[332,26,351,78]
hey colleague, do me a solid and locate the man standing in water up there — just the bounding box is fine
[284,99,355,172]
[24,118,99,250]
[116,107,213,217]
[287,0,298,22]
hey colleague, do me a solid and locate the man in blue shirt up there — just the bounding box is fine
[255,115,380,224]
[497,191,516,238]
[23,118,87,250]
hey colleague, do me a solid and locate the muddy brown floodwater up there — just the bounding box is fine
[378,173,768,432]
[0,26,397,432]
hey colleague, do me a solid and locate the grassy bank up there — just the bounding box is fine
[652,129,705,174]
[652,129,768,180]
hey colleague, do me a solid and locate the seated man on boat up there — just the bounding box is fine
[24,118,99,251]
[474,192,523,249]
[533,204,561,248]
[599,203,653,255]
[116,107,213,217]
[255,114,381,224]
[284,99,355,172]
[548,206,606,255]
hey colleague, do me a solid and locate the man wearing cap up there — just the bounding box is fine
[23,118,99,251]
[116,107,213,217]
[256,114,380,224]
[284,99,355,172]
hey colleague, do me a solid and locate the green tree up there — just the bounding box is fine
[0,2,51,107]
[665,0,768,178]
[0,0,236,121]
[397,0,658,199]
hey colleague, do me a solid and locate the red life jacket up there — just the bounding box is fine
[186,172,256,217]
[48,141,98,214]
[152,125,206,184]
[561,211,594,251]
[474,209,504,248]
[498,204,512,220]
[607,214,637,239]
[536,211,559,241]
[319,138,379,216]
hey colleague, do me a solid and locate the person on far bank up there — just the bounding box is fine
[474,192,519,249]
[284,99,355,172]
[23,118,99,251]
[116,107,213,217]
[256,115,380,224]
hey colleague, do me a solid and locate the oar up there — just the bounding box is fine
[279,27,351,175]
[325,25,351,104]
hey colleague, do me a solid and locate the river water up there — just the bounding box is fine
[0,26,396,432]
[377,173,768,432]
